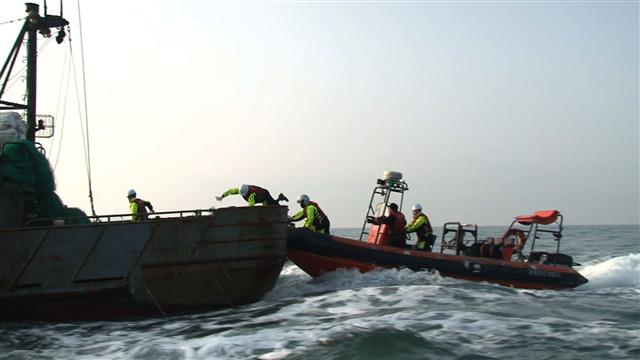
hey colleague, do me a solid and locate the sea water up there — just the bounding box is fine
[0,225,638,360]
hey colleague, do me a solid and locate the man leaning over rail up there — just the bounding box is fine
[216,184,288,206]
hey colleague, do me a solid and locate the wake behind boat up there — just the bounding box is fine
[287,171,588,290]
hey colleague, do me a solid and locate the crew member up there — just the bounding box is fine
[290,194,330,234]
[216,184,288,206]
[405,203,435,251]
[371,203,407,248]
[127,189,154,221]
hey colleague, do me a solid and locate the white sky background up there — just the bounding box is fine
[0,1,638,227]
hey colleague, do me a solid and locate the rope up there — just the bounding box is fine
[67,1,96,216]
[48,33,68,161]
[141,276,166,317]
[77,0,96,217]
[3,38,53,93]
[69,45,90,205]
[52,39,72,170]
[0,18,24,26]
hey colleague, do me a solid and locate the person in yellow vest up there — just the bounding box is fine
[290,194,330,234]
[127,189,154,221]
[405,203,435,251]
[216,184,288,206]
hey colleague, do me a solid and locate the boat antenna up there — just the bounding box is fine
[0,3,68,142]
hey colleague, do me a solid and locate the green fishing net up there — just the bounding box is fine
[0,140,89,224]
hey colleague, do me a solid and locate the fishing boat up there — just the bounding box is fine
[0,3,288,321]
[287,171,588,290]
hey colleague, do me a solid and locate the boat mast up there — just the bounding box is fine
[25,3,38,142]
[0,3,68,143]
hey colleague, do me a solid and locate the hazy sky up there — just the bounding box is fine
[1,1,638,227]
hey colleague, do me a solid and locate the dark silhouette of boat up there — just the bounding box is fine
[0,3,288,321]
[287,172,588,290]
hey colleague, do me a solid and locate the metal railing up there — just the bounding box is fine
[25,208,216,227]
[359,178,409,241]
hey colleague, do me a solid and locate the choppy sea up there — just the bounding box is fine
[1,225,638,360]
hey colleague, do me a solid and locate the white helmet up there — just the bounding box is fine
[412,204,422,211]
[127,189,136,198]
[297,194,310,207]
[240,184,249,196]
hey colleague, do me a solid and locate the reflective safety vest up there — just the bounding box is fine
[413,213,433,239]
[304,201,329,232]
[131,198,149,220]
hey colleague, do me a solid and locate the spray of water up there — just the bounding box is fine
[579,253,640,289]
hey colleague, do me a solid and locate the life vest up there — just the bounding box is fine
[305,201,329,231]
[133,198,148,220]
[412,213,433,239]
[389,211,407,235]
[242,185,269,203]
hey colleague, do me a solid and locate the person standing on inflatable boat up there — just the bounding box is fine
[405,204,436,251]
[216,184,288,206]
[370,203,407,248]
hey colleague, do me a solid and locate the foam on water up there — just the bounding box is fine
[579,253,640,289]
[264,264,449,302]
[1,226,638,360]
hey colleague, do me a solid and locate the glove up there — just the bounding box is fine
[215,196,223,201]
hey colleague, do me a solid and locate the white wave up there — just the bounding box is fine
[265,264,456,302]
[579,253,640,289]
[258,349,292,360]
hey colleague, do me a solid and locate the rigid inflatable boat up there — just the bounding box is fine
[287,172,587,290]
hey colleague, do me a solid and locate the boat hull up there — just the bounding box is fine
[287,228,588,290]
[0,206,288,321]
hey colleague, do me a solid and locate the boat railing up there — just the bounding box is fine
[440,222,478,255]
[359,178,409,241]
[24,209,216,227]
[508,213,563,255]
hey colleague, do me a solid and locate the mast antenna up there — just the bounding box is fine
[0,3,68,142]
